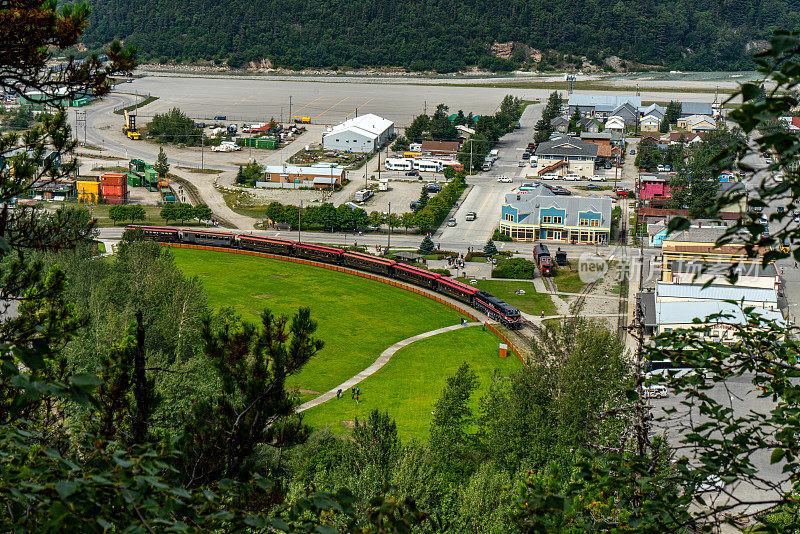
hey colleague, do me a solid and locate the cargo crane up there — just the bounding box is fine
[123,109,140,140]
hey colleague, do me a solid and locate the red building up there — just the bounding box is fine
[639,173,672,202]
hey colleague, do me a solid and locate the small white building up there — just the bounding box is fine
[640,114,662,132]
[605,115,625,132]
[322,113,394,153]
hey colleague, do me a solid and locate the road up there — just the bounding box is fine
[435,103,542,246]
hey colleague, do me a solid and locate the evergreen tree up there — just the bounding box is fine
[483,239,498,255]
[154,146,170,177]
[664,101,682,125]
[417,187,429,210]
[418,234,435,254]
[235,165,245,184]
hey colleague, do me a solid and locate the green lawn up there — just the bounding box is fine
[553,268,586,294]
[458,278,555,316]
[171,248,463,395]
[302,327,522,441]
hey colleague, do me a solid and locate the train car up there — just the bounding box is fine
[391,263,441,289]
[126,225,180,242]
[295,243,344,264]
[473,291,523,329]
[533,243,554,276]
[555,248,568,266]
[342,251,396,276]
[181,229,237,247]
[238,234,296,256]
[436,277,479,305]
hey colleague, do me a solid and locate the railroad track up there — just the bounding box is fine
[569,279,600,315]
[542,275,556,294]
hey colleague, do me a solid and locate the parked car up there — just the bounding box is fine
[586,184,603,190]
[447,217,457,227]
[497,175,512,183]
[630,149,636,155]
[405,170,419,176]
[425,183,442,193]
[552,187,571,196]
[214,115,227,121]
[656,165,667,172]
[563,173,579,181]
[518,160,527,167]
[465,211,477,221]
[410,201,421,210]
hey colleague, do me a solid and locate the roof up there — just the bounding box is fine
[670,259,778,278]
[655,300,783,326]
[680,102,714,116]
[662,227,729,244]
[682,114,716,125]
[641,114,661,124]
[503,188,612,228]
[550,116,570,127]
[535,136,599,158]
[264,165,344,177]
[568,94,642,109]
[323,113,393,140]
[605,115,626,126]
[640,291,657,326]
[580,132,612,140]
[611,102,638,116]
[669,131,706,143]
[421,140,460,153]
[656,282,777,303]
[640,103,665,117]
[312,177,338,184]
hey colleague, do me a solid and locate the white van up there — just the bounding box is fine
[563,173,579,181]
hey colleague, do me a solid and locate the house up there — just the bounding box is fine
[669,131,706,145]
[420,140,460,157]
[647,218,732,247]
[646,299,783,340]
[677,114,717,133]
[579,117,602,133]
[455,124,475,139]
[678,102,714,118]
[660,227,765,281]
[499,185,612,244]
[581,131,624,147]
[550,116,570,133]
[639,103,665,120]
[655,281,779,309]
[640,114,662,132]
[262,164,345,189]
[321,114,394,153]
[610,102,639,126]
[638,174,672,202]
[534,136,598,179]
[604,115,625,132]
[567,94,642,119]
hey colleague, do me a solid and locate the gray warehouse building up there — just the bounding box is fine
[322,114,394,153]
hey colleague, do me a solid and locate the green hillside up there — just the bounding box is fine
[82,0,800,72]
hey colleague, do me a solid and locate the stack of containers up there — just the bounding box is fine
[100,173,128,205]
[76,178,100,203]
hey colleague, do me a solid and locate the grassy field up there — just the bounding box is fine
[458,278,555,316]
[302,327,522,441]
[554,267,586,294]
[170,248,464,395]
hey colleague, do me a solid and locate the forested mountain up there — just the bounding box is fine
[82,0,800,72]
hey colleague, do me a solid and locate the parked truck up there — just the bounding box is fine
[533,243,554,276]
[122,109,140,140]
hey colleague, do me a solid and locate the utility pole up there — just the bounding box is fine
[298,200,302,242]
[289,96,292,122]
[424,100,427,115]
[201,135,204,170]
[469,139,474,175]
[387,202,391,255]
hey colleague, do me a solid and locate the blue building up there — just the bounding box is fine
[499,184,612,244]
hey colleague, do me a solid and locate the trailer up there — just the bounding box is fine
[533,243,554,276]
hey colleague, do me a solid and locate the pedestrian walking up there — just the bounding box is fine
[356,386,360,396]
[337,389,342,399]
[351,387,355,399]
[437,243,441,250]
[541,310,545,318]
[795,261,798,269]
[356,394,360,404]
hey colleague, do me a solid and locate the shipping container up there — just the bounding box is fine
[129,159,147,173]
[104,194,128,205]
[256,138,278,149]
[101,172,126,186]
[126,172,142,187]
[143,169,159,191]
[102,184,127,197]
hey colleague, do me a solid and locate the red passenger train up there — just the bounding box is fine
[126,225,523,329]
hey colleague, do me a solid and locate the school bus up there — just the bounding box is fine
[403,151,422,159]
[292,116,311,124]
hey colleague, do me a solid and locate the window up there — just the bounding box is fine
[591,219,599,227]
[580,219,590,226]
[553,216,563,224]
[542,216,551,223]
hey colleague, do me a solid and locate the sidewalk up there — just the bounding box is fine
[297,322,481,412]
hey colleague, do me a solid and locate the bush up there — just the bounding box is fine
[464,251,486,261]
[491,257,536,279]
[430,268,452,276]
[492,229,513,242]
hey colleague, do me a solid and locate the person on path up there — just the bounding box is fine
[356,386,360,396]
[337,389,342,399]
[541,310,545,318]
[351,387,355,399]
[437,243,441,250]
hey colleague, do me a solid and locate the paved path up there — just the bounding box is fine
[297,322,481,412]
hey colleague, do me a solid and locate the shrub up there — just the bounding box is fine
[491,257,535,279]
[430,268,452,276]
[492,229,513,242]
